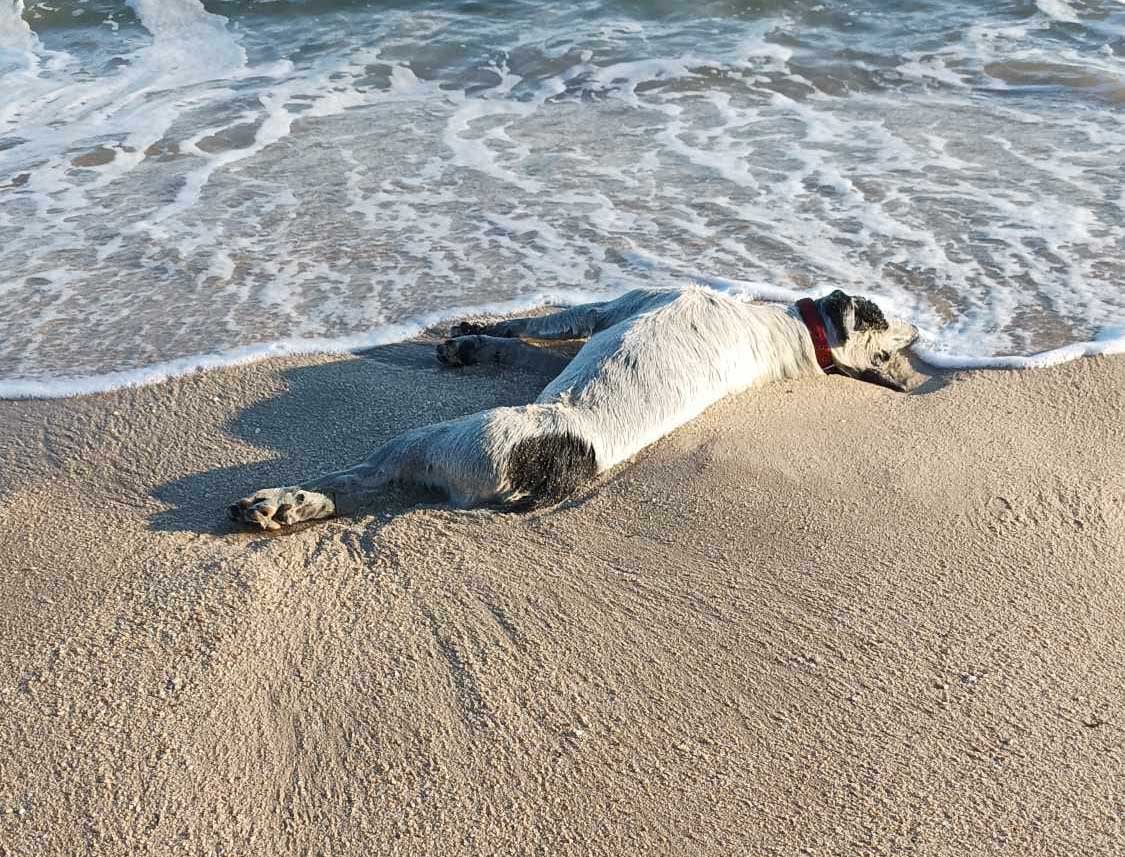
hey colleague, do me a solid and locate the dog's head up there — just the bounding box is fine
[816,289,919,392]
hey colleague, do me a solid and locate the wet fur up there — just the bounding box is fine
[231,287,917,530]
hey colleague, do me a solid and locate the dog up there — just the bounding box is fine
[230,287,918,530]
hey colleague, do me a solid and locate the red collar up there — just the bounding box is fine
[796,298,836,373]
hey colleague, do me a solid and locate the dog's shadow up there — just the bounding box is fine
[148,339,558,535]
[904,352,955,396]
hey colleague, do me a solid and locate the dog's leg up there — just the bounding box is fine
[228,462,400,531]
[435,334,573,374]
[229,424,450,530]
[229,412,516,530]
[229,404,595,531]
[450,302,606,340]
[449,289,677,341]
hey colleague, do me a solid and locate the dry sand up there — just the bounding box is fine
[0,338,1122,857]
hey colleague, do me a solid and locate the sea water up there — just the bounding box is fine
[0,0,1122,397]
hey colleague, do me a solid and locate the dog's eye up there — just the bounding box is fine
[874,350,889,364]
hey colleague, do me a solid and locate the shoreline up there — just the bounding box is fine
[2,288,1122,399]
[0,340,1121,856]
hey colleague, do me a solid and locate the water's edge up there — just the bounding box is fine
[3,286,1121,400]
[4,0,1124,389]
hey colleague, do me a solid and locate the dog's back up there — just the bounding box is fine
[535,288,817,470]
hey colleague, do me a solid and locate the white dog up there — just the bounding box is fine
[231,287,917,530]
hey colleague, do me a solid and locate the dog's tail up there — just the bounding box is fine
[505,431,597,509]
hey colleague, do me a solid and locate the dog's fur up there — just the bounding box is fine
[231,287,917,530]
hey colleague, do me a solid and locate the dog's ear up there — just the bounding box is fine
[851,296,889,332]
[820,290,852,339]
[820,290,894,342]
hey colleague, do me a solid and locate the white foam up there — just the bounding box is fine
[0,0,70,83]
[140,94,294,229]
[896,54,968,88]
[621,250,804,304]
[1035,0,1082,23]
[124,0,246,80]
[0,0,253,266]
[918,331,1125,370]
[443,95,545,194]
[0,288,620,400]
[0,1,38,62]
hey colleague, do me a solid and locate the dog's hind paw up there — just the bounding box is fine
[449,320,487,338]
[449,320,514,338]
[228,487,336,531]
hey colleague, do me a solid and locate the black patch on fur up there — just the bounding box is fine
[820,290,851,340]
[506,432,597,507]
[819,289,889,340]
[852,296,889,332]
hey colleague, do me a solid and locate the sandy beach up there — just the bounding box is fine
[0,338,1121,857]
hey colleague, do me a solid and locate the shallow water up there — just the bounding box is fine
[1,0,1123,396]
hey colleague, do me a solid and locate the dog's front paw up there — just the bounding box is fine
[228,487,335,531]
[436,335,481,367]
